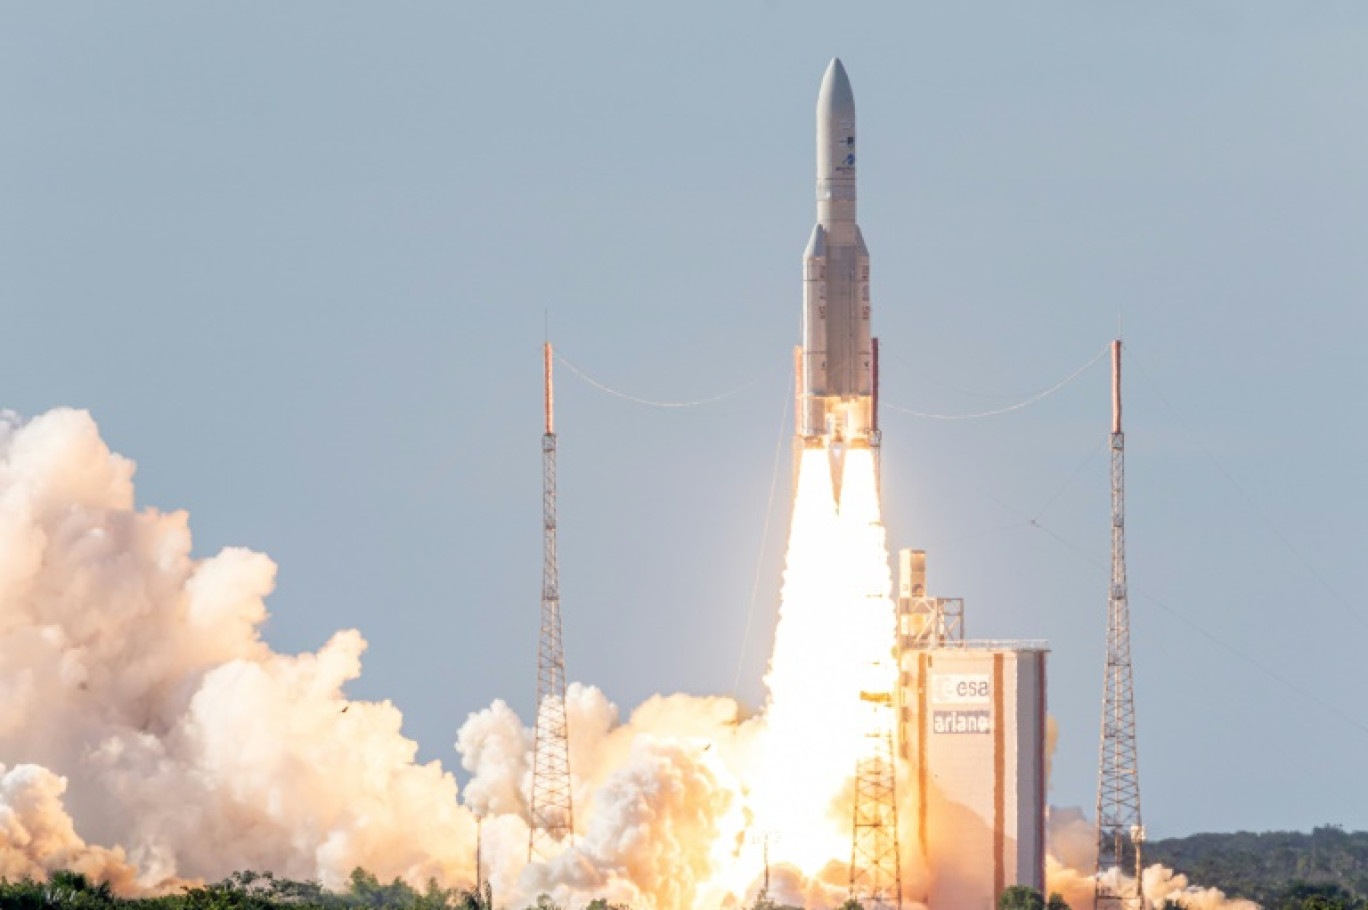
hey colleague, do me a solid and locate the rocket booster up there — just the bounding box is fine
[799,58,876,448]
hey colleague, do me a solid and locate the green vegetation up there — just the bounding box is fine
[0,869,493,910]
[996,886,1068,910]
[998,885,1046,910]
[1148,826,1368,909]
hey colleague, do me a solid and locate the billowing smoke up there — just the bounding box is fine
[1143,865,1260,910]
[459,685,758,909]
[1046,806,1104,908]
[1045,808,1257,910]
[0,408,475,892]
[0,763,135,888]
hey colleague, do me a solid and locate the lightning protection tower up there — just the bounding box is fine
[1095,339,1144,910]
[530,342,574,862]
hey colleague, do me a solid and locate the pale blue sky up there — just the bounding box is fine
[2,2,1365,837]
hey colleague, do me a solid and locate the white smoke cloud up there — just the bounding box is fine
[534,736,736,908]
[0,408,474,891]
[457,699,532,821]
[1046,807,1257,910]
[0,763,136,889]
[1143,865,1260,910]
[455,684,760,909]
[1046,806,1100,908]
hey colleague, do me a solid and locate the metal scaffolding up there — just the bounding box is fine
[851,690,901,910]
[851,584,902,910]
[530,342,574,862]
[1095,340,1144,910]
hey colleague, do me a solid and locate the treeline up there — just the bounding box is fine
[0,869,505,910]
[1147,826,1368,909]
[0,869,638,910]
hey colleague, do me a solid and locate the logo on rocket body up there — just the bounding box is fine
[800,58,876,450]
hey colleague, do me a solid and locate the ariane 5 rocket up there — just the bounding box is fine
[797,58,880,494]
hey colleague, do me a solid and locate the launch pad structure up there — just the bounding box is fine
[896,551,1049,910]
[851,692,902,910]
[851,570,902,910]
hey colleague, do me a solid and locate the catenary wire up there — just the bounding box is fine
[881,343,1093,402]
[882,343,1110,420]
[1128,351,1365,631]
[1025,517,1368,739]
[556,353,764,409]
[1032,436,1109,523]
[927,450,1368,739]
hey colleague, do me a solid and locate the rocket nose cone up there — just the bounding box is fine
[819,57,855,116]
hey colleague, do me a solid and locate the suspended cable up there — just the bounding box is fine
[1025,517,1368,739]
[1128,351,1366,632]
[881,344,1087,402]
[732,377,792,698]
[1032,436,1108,523]
[914,520,1032,552]
[882,344,1109,420]
[909,429,1101,538]
[930,454,1368,739]
[556,353,762,409]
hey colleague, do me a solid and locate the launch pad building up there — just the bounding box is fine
[897,550,1048,910]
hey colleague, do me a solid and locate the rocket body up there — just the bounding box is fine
[800,58,875,449]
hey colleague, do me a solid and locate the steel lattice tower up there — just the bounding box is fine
[530,342,574,862]
[1095,340,1144,910]
[850,632,902,910]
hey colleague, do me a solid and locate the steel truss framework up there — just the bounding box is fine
[853,590,902,910]
[530,345,574,862]
[1096,341,1143,910]
[851,702,902,910]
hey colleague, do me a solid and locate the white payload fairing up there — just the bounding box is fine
[797,59,879,492]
